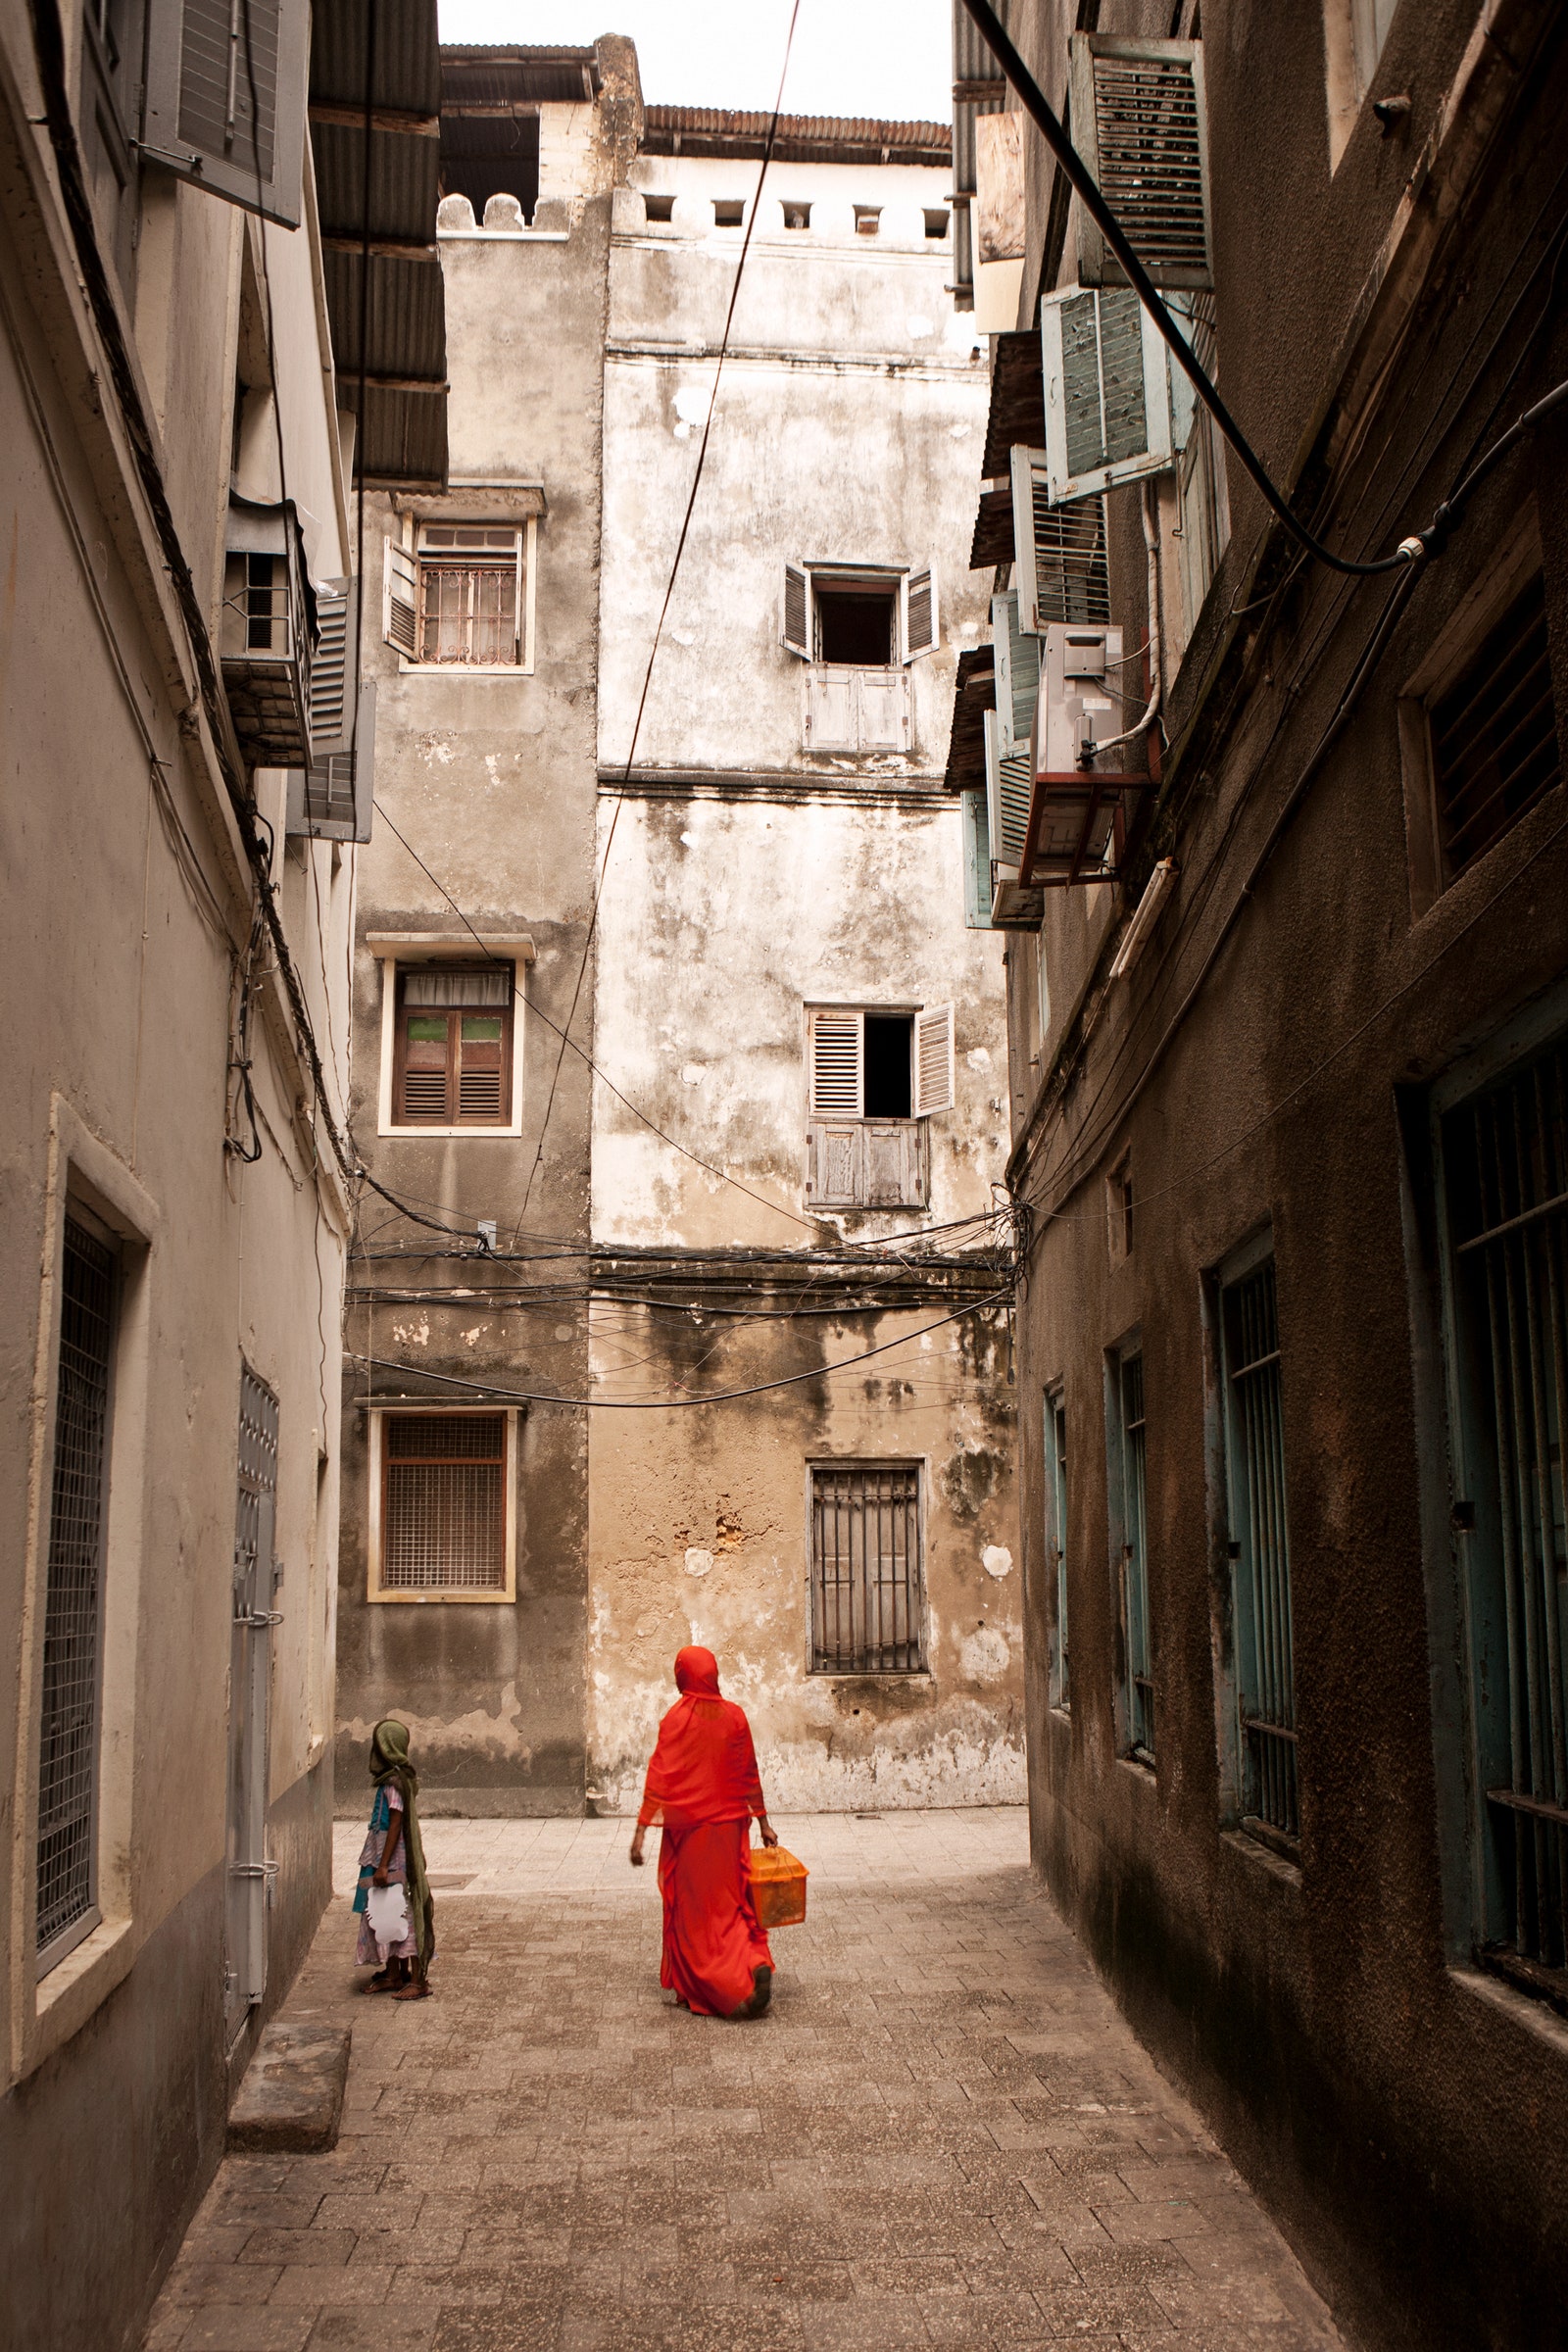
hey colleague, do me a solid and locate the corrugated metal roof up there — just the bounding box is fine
[641,106,951,166]
[310,0,448,486]
[970,485,1013,570]
[981,330,1044,478]
[944,646,996,791]
[441,47,602,105]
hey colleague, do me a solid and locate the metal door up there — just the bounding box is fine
[225,1363,279,2045]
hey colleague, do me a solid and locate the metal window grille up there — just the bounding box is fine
[416,526,522,664]
[1028,486,1112,627]
[1118,1353,1153,1757]
[381,1414,508,1590]
[36,1216,116,1957]
[1445,1037,1568,1988]
[1431,573,1560,881]
[1221,1257,1298,1842]
[1048,1392,1069,1706]
[809,1464,924,1673]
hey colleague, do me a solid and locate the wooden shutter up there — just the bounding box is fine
[904,564,939,661]
[914,1004,956,1117]
[805,667,858,751]
[1009,455,1112,635]
[985,708,1032,872]
[781,562,812,658]
[288,680,375,844]
[1070,35,1212,292]
[383,538,417,658]
[865,1123,925,1208]
[1039,289,1173,506]
[394,998,455,1124]
[858,669,911,752]
[142,0,308,226]
[808,1010,862,1116]
[394,969,513,1125]
[808,1121,866,1206]
[992,589,1039,754]
[961,789,992,929]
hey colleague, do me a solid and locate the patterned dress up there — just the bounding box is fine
[353,1784,418,1964]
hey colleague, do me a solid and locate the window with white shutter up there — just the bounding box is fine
[1040,288,1174,507]
[385,528,529,667]
[960,790,993,929]
[383,538,417,659]
[785,562,932,752]
[142,0,309,226]
[1008,457,1112,635]
[782,563,813,658]
[1069,35,1212,293]
[985,707,1033,874]
[805,1006,950,1210]
[993,590,1040,753]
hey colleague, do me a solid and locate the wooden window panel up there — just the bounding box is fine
[393,969,514,1126]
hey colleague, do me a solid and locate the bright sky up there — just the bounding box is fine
[436,0,953,122]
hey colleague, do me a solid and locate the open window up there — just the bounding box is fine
[384,524,533,670]
[142,0,310,226]
[805,1004,955,1209]
[1069,33,1212,292]
[781,563,939,666]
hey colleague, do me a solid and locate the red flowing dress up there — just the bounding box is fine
[638,1646,774,2018]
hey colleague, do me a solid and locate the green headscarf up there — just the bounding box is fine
[370,1718,434,1966]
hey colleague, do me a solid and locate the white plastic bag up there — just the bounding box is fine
[366,1881,411,1952]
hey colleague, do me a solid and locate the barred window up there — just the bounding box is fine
[1430,573,1560,883]
[378,1413,511,1593]
[1440,1029,1568,2006]
[417,525,523,665]
[1219,1250,1298,1850]
[1112,1350,1153,1761]
[809,1464,925,1674]
[36,1213,117,1962]
[1047,1389,1069,1709]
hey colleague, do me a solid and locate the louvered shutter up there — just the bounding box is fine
[904,564,939,661]
[808,1010,863,1116]
[984,708,1032,872]
[142,0,308,226]
[992,589,1039,753]
[1070,35,1212,293]
[383,538,417,658]
[1039,288,1173,506]
[961,789,992,929]
[914,1004,956,1117]
[781,562,812,658]
[1009,453,1112,633]
[287,583,373,842]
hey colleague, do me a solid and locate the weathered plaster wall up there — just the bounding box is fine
[335,77,634,1812]
[586,1299,1023,1813]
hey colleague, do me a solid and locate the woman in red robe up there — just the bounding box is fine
[629,1646,778,2018]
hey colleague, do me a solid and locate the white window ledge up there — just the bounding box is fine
[395,660,535,678]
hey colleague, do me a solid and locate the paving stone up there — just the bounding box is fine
[143,1812,1346,2352]
[228,2026,352,2156]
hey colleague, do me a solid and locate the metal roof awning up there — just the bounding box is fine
[968,332,1046,570]
[642,106,951,166]
[310,0,449,487]
[944,647,996,791]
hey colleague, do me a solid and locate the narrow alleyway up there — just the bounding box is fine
[144,1812,1343,2352]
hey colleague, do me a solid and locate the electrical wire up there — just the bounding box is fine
[346,1287,1011,1411]
[512,0,803,1241]
[957,0,1568,580]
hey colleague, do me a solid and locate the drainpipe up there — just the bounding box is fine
[1092,476,1163,758]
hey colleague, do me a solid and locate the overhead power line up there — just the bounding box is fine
[957,0,1568,580]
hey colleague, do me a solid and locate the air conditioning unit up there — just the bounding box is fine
[220,496,314,768]
[1025,622,1152,887]
[1040,623,1122,770]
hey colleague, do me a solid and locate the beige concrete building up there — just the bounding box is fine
[0,0,443,2341]
[586,111,1023,1814]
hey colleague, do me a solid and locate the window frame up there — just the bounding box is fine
[803,1002,955,1210]
[391,967,516,1131]
[368,1407,520,1606]
[1396,510,1554,919]
[372,937,532,1140]
[1106,1332,1154,1764]
[806,1458,929,1677]
[1046,1386,1070,1711]
[387,515,538,675]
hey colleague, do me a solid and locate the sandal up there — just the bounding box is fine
[730,1964,772,2021]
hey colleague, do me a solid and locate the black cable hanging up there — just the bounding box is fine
[956,0,1568,578]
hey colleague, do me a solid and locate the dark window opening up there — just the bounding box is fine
[643,192,675,221]
[713,199,744,226]
[783,201,811,229]
[816,584,898,666]
[855,206,881,235]
[862,1015,912,1118]
[924,208,951,239]
[1431,572,1561,881]
[440,110,541,224]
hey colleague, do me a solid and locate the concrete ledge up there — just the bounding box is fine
[227,2023,351,2154]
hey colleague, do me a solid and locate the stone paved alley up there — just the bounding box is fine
[143,1812,1344,2352]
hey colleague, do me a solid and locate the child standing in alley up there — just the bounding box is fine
[353,1717,434,1998]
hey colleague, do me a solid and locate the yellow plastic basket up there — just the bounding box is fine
[748,1842,808,1928]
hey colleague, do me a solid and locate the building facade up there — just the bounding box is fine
[947,1,1568,2344]
[0,0,442,2340]
[335,41,641,1814]
[587,113,1023,1813]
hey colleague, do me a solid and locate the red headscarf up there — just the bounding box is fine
[637,1646,766,1830]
